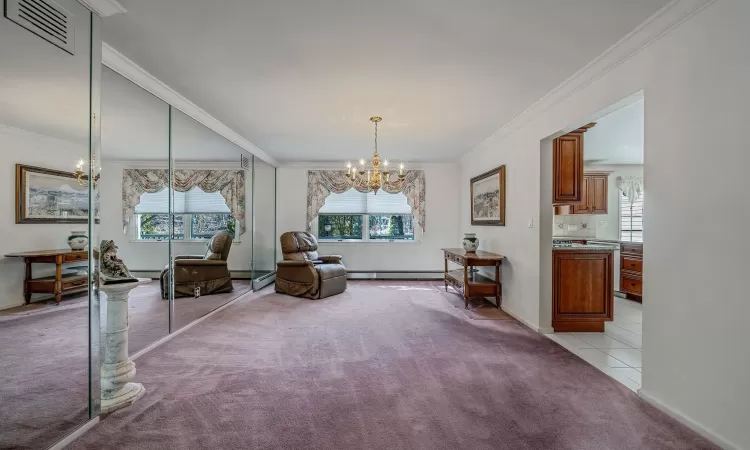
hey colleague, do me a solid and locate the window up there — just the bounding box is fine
[134,187,237,241]
[620,191,643,243]
[317,190,414,241]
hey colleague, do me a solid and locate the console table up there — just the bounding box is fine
[441,248,505,309]
[4,249,91,304]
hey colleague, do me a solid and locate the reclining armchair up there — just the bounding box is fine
[275,231,347,299]
[160,231,234,299]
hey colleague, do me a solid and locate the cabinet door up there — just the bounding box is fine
[589,175,608,214]
[573,176,590,214]
[553,132,584,204]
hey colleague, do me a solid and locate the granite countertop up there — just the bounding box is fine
[553,237,643,246]
[552,243,616,252]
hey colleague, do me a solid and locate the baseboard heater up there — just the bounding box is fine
[346,270,443,280]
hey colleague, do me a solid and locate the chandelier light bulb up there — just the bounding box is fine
[359,158,365,167]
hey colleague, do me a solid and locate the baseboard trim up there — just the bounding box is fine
[638,389,739,450]
[347,271,443,280]
[499,305,548,333]
[49,416,100,450]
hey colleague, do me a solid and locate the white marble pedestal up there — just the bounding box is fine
[100,280,146,414]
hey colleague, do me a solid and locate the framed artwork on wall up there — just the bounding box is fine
[470,165,506,226]
[15,164,90,224]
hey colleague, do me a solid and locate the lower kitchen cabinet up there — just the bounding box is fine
[552,249,614,332]
[620,243,643,300]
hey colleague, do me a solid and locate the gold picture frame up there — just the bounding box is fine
[470,165,506,226]
[15,164,90,224]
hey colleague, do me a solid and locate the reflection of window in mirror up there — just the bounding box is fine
[133,187,239,241]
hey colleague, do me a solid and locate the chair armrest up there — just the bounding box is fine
[175,255,204,260]
[174,259,227,267]
[319,255,343,264]
[277,260,314,267]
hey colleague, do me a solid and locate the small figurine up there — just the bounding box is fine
[99,240,137,284]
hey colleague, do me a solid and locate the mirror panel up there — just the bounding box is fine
[0,2,94,447]
[252,157,276,287]
[170,109,252,330]
[100,66,171,353]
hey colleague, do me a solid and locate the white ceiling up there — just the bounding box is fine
[585,98,644,165]
[103,0,669,163]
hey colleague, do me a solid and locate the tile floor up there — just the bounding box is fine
[545,296,643,392]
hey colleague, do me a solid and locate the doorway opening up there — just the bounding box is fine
[540,91,644,391]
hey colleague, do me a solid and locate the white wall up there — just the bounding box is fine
[98,161,253,273]
[584,98,644,165]
[0,127,89,309]
[276,163,460,271]
[460,1,749,448]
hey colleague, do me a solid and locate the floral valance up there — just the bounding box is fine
[616,176,644,205]
[122,169,246,235]
[307,170,426,232]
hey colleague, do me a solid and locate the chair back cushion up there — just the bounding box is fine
[280,231,319,261]
[204,231,233,261]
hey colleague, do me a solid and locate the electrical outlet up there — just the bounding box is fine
[194,286,200,298]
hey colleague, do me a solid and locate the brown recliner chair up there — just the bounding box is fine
[160,231,234,299]
[275,231,347,299]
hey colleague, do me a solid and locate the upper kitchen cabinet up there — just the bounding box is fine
[552,123,596,204]
[573,172,609,214]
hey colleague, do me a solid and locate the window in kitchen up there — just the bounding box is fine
[317,189,414,241]
[620,191,643,243]
[134,187,237,241]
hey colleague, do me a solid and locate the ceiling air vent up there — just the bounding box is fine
[4,0,75,54]
[240,155,251,170]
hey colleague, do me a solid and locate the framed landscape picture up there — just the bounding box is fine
[15,164,90,224]
[470,165,506,226]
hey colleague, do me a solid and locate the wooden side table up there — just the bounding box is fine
[4,249,90,304]
[441,248,505,309]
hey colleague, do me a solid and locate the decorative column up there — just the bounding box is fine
[100,280,146,413]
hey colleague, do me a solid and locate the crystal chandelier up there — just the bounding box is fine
[345,116,405,194]
[74,156,100,188]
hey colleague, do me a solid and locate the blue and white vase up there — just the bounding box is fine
[462,233,478,252]
[68,230,88,251]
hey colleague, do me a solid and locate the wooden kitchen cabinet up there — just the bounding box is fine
[573,172,609,214]
[552,249,614,332]
[620,243,643,301]
[552,123,595,204]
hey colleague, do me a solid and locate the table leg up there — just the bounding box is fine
[463,265,469,309]
[54,258,63,303]
[444,258,448,292]
[495,264,501,309]
[24,259,32,304]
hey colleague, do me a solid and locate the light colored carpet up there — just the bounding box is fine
[69,281,715,450]
[0,280,250,450]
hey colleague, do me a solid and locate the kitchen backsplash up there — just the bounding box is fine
[553,214,609,238]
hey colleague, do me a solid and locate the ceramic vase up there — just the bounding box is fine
[462,233,478,252]
[68,230,89,251]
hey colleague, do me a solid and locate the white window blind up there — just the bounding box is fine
[620,192,643,243]
[134,187,230,214]
[318,189,411,214]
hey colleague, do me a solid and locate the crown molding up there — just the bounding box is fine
[467,0,717,157]
[78,0,126,17]
[101,43,278,167]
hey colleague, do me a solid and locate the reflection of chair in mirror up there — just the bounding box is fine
[160,231,234,299]
[275,231,347,299]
